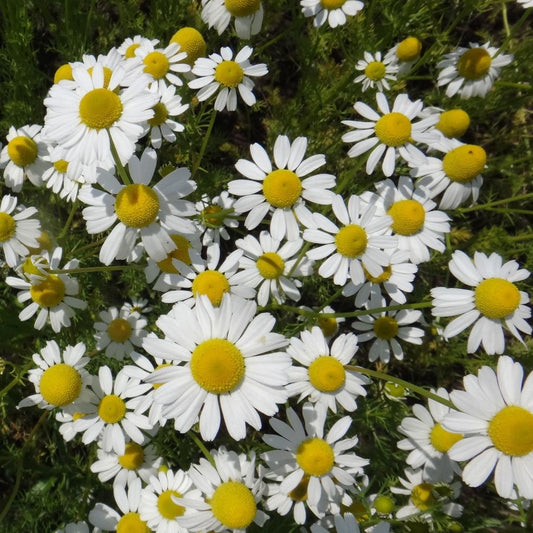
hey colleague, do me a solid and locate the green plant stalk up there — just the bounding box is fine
[58,200,79,240]
[192,107,217,180]
[187,431,215,466]
[494,81,533,90]
[0,362,33,399]
[495,8,531,57]
[109,133,132,186]
[49,264,144,275]
[456,192,533,212]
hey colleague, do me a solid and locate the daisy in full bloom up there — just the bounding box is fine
[300,0,364,29]
[434,108,471,140]
[177,447,268,532]
[79,147,197,265]
[385,36,423,76]
[303,194,397,287]
[189,46,268,112]
[0,125,49,192]
[286,327,369,414]
[397,388,463,483]
[201,0,264,39]
[353,51,398,92]
[233,230,312,306]
[342,93,439,177]
[117,35,159,59]
[169,27,207,67]
[229,135,336,240]
[431,250,531,354]
[142,294,290,441]
[437,42,513,99]
[442,356,533,498]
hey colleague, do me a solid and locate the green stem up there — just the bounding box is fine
[187,431,215,466]
[58,200,79,240]
[287,241,311,277]
[495,8,530,57]
[502,1,511,38]
[109,133,132,186]
[483,207,533,215]
[192,108,216,180]
[494,80,533,90]
[0,362,32,399]
[456,192,533,212]
[509,233,533,242]
[49,264,144,275]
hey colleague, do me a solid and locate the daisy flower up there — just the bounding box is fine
[121,297,152,317]
[434,108,471,139]
[311,513,391,533]
[201,0,264,39]
[342,93,439,177]
[374,176,451,264]
[437,42,513,99]
[0,124,49,192]
[55,408,86,442]
[303,194,397,287]
[79,147,197,265]
[117,35,159,59]
[142,294,290,441]
[229,134,336,240]
[0,194,41,267]
[385,36,423,76]
[300,0,364,29]
[233,230,312,306]
[189,46,268,112]
[286,326,369,414]
[431,250,531,354]
[354,51,398,92]
[169,27,207,67]
[397,388,463,483]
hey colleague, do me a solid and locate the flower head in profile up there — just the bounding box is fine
[301,0,364,29]
[201,0,264,39]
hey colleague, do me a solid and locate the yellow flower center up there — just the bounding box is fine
[192,270,230,306]
[152,363,173,390]
[430,422,463,453]
[335,224,368,258]
[385,382,406,397]
[39,364,82,407]
[54,63,73,83]
[373,495,395,514]
[118,442,145,470]
[125,43,140,59]
[107,317,132,343]
[98,394,126,423]
[7,136,38,167]
[288,476,309,502]
[23,257,48,277]
[442,145,486,183]
[148,102,169,127]
[143,51,170,79]
[256,252,285,280]
[375,112,412,147]
[115,184,160,228]
[411,483,435,511]
[296,438,335,477]
[30,275,66,307]
[457,48,492,80]
[0,213,16,242]
[436,109,470,139]
[210,481,257,529]
[157,490,185,519]
[364,61,386,81]
[116,512,149,533]
[157,234,192,273]
[202,204,224,228]
[317,315,338,337]
[87,66,113,88]
[373,316,399,340]
[364,264,392,283]
[170,27,207,66]
[320,0,346,8]
[214,60,244,88]
[27,230,53,255]
[488,406,533,456]
[262,169,303,208]
[308,356,346,392]
[224,0,261,17]
[396,37,422,62]
[79,88,123,130]
[72,412,85,421]
[53,159,69,173]
[474,278,521,319]
[190,338,245,394]
[388,199,425,236]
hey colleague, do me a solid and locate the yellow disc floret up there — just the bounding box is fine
[0,213,16,242]
[7,136,38,167]
[436,109,470,139]
[430,423,462,453]
[192,270,230,306]
[53,159,69,174]
[411,483,435,510]
[148,102,169,127]
[98,394,126,423]
[474,278,521,319]
[296,438,335,477]
[365,61,386,81]
[375,112,412,147]
[30,275,66,307]
[27,231,53,255]
[87,66,113,88]
[201,205,224,228]
[115,184,160,228]
[116,512,149,533]
[224,0,261,17]
[170,27,206,66]
[488,405,533,456]
[54,63,73,84]
[396,37,422,62]
[256,252,285,279]
[308,356,346,392]
[388,199,425,235]
[457,48,492,80]
[373,316,399,340]
[143,51,170,79]
[214,60,244,88]
[39,364,82,406]
[289,476,309,502]
[125,43,140,59]
[157,490,185,519]
[107,318,132,343]
[210,481,257,529]
[317,315,338,337]
[157,234,192,274]
[321,0,346,8]
[79,88,123,130]
[190,338,245,394]
[118,442,145,470]
[335,224,368,258]
[262,169,303,208]
[373,495,395,514]
[442,145,486,183]
[364,264,392,283]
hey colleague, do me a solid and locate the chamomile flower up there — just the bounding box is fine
[229,135,336,240]
[122,298,152,317]
[201,0,264,39]
[300,0,364,29]
[0,125,49,192]
[397,388,463,483]
[437,42,513,99]
[143,294,290,441]
[431,250,531,354]
[342,93,439,177]
[117,35,159,59]
[354,51,398,92]
[434,108,471,139]
[79,147,197,265]
[385,36,423,76]
[169,27,207,67]
[442,356,533,498]
[189,46,268,112]
[303,194,397,287]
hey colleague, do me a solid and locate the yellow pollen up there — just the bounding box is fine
[210,481,256,529]
[488,406,533,456]
[364,61,386,81]
[53,159,69,173]
[39,364,82,407]
[320,0,346,8]
[23,257,48,277]
[475,278,521,319]
[335,224,368,258]
[118,442,145,470]
[224,0,261,17]
[317,315,338,337]
[296,438,335,477]
[157,234,192,273]
[148,102,169,127]
[202,204,224,227]
[0,213,16,242]
[72,412,85,421]
[457,48,492,80]
[373,316,399,340]
[107,317,132,343]
[116,512,149,533]
[170,27,207,66]
[396,37,422,62]
[288,476,309,502]
[214,60,244,88]
[430,423,463,453]
[87,66,113,88]
[54,63,73,83]
[436,109,470,139]
[30,275,65,307]
[115,184,160,228]
[125,43,140,59]
[364,264,392,283]
[157,490,185,519]
[388,199,425,236]
[308,356,346,392]
[152,363,172,389]
[373,495,395,514]
[143,51,170,79]
[79,88,123,130]
[256,252,285,279]
[7,136,38,167]
[262,169,303,208]
[375,112,412,147]
[192,270,230,307]
[190,338,245,394]
[442,145,486,183]
[98,394,126,424]
[411,483,435,510]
